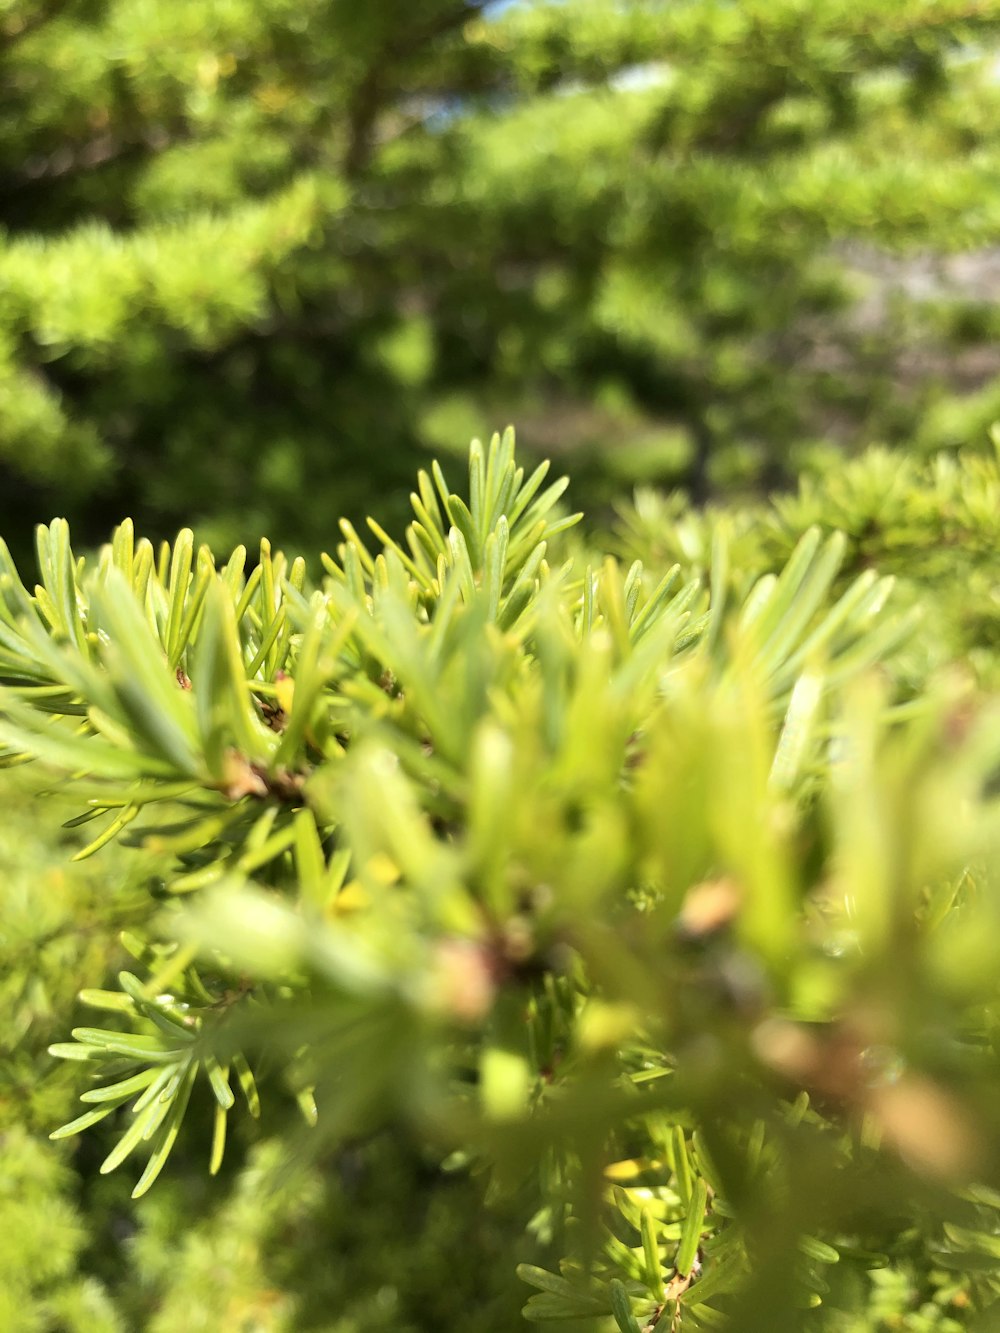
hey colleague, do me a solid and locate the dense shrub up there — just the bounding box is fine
[2,430,1000,1329]
[614,432,1000,688]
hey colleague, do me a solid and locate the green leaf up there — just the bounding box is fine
[641,1206,665,1300]
[49,1104,121,1139]
[204,1055,235,1110]
[293,807,328,910]
[609,1278,642,1333]
[131,1059,199,1198]
[90,570,203,775]
[798,1235,841,1265]
[517,1266,607,1318]
[164,528,195,664]
[209,1099,228,1176]
[78,1068,161,1104]
[676,1178,708,1279]
[69,1028,186,1061]
[71,804,139,860]
[192,577,269,776]
[232,1051,261,1118]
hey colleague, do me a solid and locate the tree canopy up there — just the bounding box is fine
[4,0,1000,556]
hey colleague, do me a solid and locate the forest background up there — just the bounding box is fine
[6,1,1000,1329]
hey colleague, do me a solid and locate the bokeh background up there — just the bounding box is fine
[4,0,1000,560]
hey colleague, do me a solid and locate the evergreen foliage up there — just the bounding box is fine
[615,429,1000,688]
[5,1,1000,553]
[3,430,1000,1328]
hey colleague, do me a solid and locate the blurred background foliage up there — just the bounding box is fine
[4,0,1000,556]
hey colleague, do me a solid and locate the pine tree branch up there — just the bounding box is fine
[344,1,487,178]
